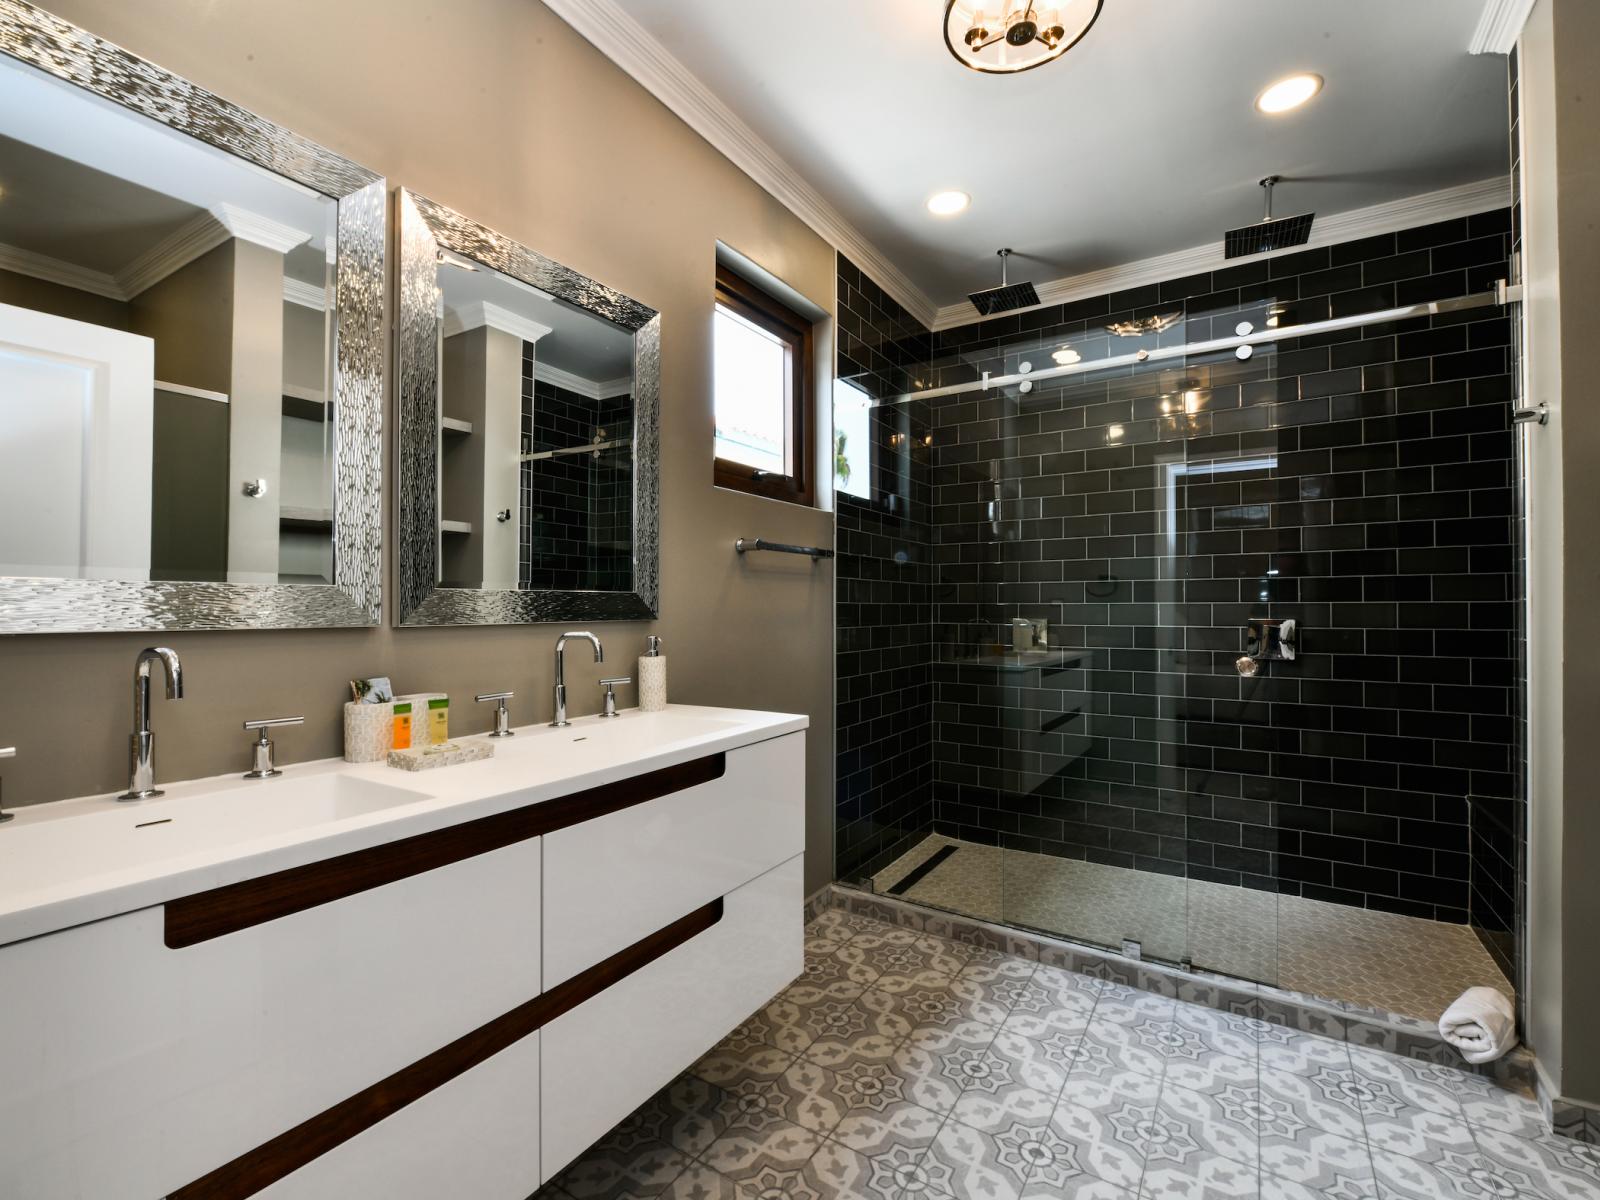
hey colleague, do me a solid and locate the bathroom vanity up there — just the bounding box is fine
[0,706,805,1199]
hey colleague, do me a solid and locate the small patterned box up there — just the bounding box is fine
[344,701,393,763]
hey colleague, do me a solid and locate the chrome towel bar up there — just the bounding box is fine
[734,538,834,560]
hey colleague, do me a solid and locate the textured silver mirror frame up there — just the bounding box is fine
[0,0,384,632]
[395,189,660,626]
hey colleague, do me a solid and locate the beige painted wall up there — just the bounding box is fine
[0,267,130,330]
[1522,0,1600,1106]
[129,242,234,394]
[0,0,839,894]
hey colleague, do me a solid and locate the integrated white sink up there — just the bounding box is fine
[1,774,435,897]
[492,708,747,759]
[0,704,807,947]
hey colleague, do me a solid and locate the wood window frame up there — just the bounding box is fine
[713,264,816,506]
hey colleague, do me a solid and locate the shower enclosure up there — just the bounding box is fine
[833,213,1525,1024]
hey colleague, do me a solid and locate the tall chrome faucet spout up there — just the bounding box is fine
[552,631,604,728]
[119,646,184,801]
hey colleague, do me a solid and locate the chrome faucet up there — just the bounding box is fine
[118,646,184,800]
[551,632,603,727]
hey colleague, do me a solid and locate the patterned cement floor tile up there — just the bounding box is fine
[1138,1152,1260,1200]
[661,1162,742,1200]
[1019,1175,1136,1199]
[555,1134,695,1200]
[699,1117,821,1187]
[829,1100,946,1158]
[922,1117,1034,1200]
[548,910,1579,1200]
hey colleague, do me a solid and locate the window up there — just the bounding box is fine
[832,379,872,501]
[713,264,815,505]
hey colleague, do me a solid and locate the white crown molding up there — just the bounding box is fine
[115,209,232,299]
[443,299,554,346]
[533,360,632,401]
[118,203,313,299]
[929,176,1513,330]
[0,241,125,299]
[540,0,938,329]
[1470,0,1535,54]
[209,202,313,254]
[283,277,327,310]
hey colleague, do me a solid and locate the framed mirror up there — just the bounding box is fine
[395,189,659,625]
[0,3,384,632]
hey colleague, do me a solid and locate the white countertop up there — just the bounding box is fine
[0,705,807,948]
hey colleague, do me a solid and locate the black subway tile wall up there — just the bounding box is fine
[834,212,1521,976]
[835,255,936,881]
[520,348,633,592]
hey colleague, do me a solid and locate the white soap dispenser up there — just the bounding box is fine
[639,635,667,712]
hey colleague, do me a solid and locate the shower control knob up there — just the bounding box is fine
[1235,656,1259,678]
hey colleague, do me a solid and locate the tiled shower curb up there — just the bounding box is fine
[807,882,1547,1113]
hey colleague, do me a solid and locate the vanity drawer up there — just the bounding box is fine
[540,853,803,1182]
[542,731,804,987]
[254,1033,540,1200]
[0,836,541,1200]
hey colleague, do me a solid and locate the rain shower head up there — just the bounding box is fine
[968,248,1040,316]
[1224,176,1315,259]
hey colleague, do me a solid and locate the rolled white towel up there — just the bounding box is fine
[1438,986,1517,1064]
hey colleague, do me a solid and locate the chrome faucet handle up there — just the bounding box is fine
[0,746,13,825]
[242,716,303,780]
[475,691,516,738]
[597,677,632,718]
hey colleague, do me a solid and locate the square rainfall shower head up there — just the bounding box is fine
[968,280,1041,316]
[1224,211,1316,259]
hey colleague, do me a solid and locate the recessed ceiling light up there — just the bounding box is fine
[927,190,971,216]
[1256,73,1322,114]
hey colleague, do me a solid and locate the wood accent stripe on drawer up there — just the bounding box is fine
[164,752,726,949]
[168,896,724,1200]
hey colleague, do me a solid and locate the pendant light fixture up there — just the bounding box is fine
[943,1,1102,74]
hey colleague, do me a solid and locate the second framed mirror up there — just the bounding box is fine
[395,190,659,626]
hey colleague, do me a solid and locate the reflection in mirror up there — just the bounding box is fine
[434,256,636,593]
[396,189,657,626]
[0,56,337,585]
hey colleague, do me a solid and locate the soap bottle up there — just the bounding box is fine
[639,635,667,712]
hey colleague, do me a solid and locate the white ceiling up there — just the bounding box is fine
[0,134,204,273]
[602,0,1510,313]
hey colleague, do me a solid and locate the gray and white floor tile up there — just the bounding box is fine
[534,910,1579,1200]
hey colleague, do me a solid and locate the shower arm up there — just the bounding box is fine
[883,284,1522,406]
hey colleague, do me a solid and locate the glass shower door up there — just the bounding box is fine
[976,347,1197,968]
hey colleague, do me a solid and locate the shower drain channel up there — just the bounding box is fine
[886,844,959,895]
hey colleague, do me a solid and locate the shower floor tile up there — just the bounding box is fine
[535,911,1571,1200]
[871,835,1513,1023]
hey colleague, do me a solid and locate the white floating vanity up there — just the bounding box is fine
[0,705,807,1200]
